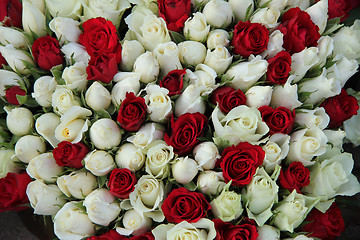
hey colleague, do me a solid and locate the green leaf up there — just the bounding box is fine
[169,30,186,44]
[184,181,197,191]
[97,175,108,188]
[95,109,112,119]
[244,4,255,21]
[298,91,315,103]
[72,201,86,213]
[323,17,343,36]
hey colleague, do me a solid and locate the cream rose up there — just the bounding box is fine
[0,149,20,178]
[115,143,145,172]
[5,107,34,136]
[0,26,29,49]
[261,30,284,59]
[206,29,230,49]
[52,86,81,115]
[172,157,199,184]
[295,107,330,130]
[0,70,22,97]
[61,42,91,64]
[120,40,145,71]
[89,118,122,150]
[26,153,64,183]
[290,47,320,83]
[178,41,207,66]
[245,86,273,108]
[229,0,254,21]
[188,64,218,95]
[332,19,360,61]
[127,123,165,149]
[14,135,46,164]
[256,225,280,240]
[262,134,290,172]
[133,51,160,83]
[153,41,182,78]
[197,171,226,195]
[111,72,141,107]
[203,0,233,28]
[250,7,280,29]
[145,140,174,179]
[116,209,152,236]
[144,85,172,123]
[85,81,112,111]
[326,55,358,88]
[183,12,210,42]
[0,44,35,75]
[45,0,82,19]
[193,141,220,170]
[32,76,58,107]
[49,17,82,44]
[204,46,233,74]
[57,171,97,199]
[62,62,88,91]
[174,84,206,117]
[84,150,115,176]
[35,113,61,147]
[22,0,47,37]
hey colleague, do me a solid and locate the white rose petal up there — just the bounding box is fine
[57,171,97,199]
[115,143,145,172]
[89,119,122,150]
[32,76,58,107]
[84,150,115,176]
[27,153,64,183]
[172,157,199,184]
[203,0,234,28]
[14,135,46,164]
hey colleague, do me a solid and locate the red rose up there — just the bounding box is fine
[0,53,7,68]
[219,142,264,187]
[214,218,258,240]
[0,0,22,28]
[164,112,208,155]
[278,7,321,54]
[162,187,211,223]
[108,168,137,199]
[5,86,26,105]
[259,106,295,135]
[0,172,32,213]
[130,231,155,240]
[87,54,118,84]
[87,230,126,240]
[117,92,147,132]
[53,141,89,169]
[278,162,310,193]
[302,202,345,240]
[327,0,352,22]
[210,86,246,114]
[230,21,269,57]
[159,69,186,96]
[32,36,64,71]
[79,17,121,63]
[320,89,359,128]
[158,0,191,32]
[266,51,291,85]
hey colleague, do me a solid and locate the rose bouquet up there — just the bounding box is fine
[1,0,360,239]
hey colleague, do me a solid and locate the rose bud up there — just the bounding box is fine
[270,80,302,110]
[27,153,64,183]
[250,7,281,29]
[203,0,233,28]
[62,62,88,91]
[22,0,47,37]
[332,20,360,61]
[159,69,185,97]
[14,135,46,164]
[229,0,254,22]
[144,85,172,123]
[127,123,164,149]
[204,46,233,74]
[115,143,145,172]
[207,29,230,49]
[116,209,152,236]
[61,42,90,64]
[245,86,273,108]
[261,30,284,59]
[158,0,191,32]
[90,119,122,150]
[291,47,320,83]
[171,157,199,184]
[120,40,145,72]
[53,141,89,169]
[0,26,29,49]
[32,76,58,107]
[154,41,182,78]
[133,51,160,84]
[193,142,220,170]
[85,81,111,111]
[0,149,20,178]
[197,171,226,195]
[257,225,280,240]
[84,150,115,177]
[305,0,328,34]
[210,188,243,222]
[5,86,26,105]
[178,41,206,66]
[57,171,97,199]
[32,36,64,71]
[0,44,35,75]
[52,86,81,115]
[112,72,141,107]
[46,0,82,18]
[49,17,81,44]
[0,0,22,28]
[35,113,61,148]
[5,107,34,136]
[183,12,210,42]
[174,84,206,117]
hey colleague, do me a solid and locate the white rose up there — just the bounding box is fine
[145,140,174,179]
[262,133,290,172]
[332,19,360,61]
[57,171,97,199]
[0,26,29,49]
[120,40,145,71]
[45,0,82,19]
[116,209,152,236]
[229,0,254,22]
[212,105,269,145]
[125,7,171,51]
[326,55,358,88]
[115,143,145,172]
[316,36,334,68]
[203,0,233,28]
[172,156,199,184]
[32,76,58,107]
[324,129,346,149]
[175,84,206,117]
[183,12,210,42]
[5,107,34,136]
[287,127,328,166]
[144,85,172,123]
[82,0,131,28]
[0,70,22,96]
[286,0,311,10]
[0,149,20,178]
[55,106,92,143]
[290,47,320,83]
[85,81,111,111]
[62,62,88,91]
[61,42,91,64]
[243,167,279,226]
[112,72,141,107]
[178,41,207,66]
[133,51,160,83]
[14,135,46,164]
[284,235,314,240]
[22,0,47,37]
[273,190,319,232]
[127,123,165,149]
[26,180,66,215]
[295,107,330,130]
[250,7,280,29]
[84,150,115,176]
[344,107,360,146]
[54,201,95,240]
[152,218,216,240]
[261,30,284,59]
[35,113,61,147]
[204,46,232,74]
[89,118,122,150]
[226,55,268,91]
[210,185,243,221]
[52,86,81,115]
[197,171,226,195]
[27,153,64,183]
[256,225,280,240]
[154,41,182,78]
[305,0,327,34]
[270,79,302,110]
[193,142,220,170]
[245,86,273,108]
[258,0,287,10]
[129,0,158,13]
[0,44,35,75]
[206,29,230,50]
[49,17,81,44]
[83,188,121,226]
[187,65,218,95]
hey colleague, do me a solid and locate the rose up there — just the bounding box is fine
[49,17,81,44]
[51,86,81,115]
[259,106,295,135]
[256,225,280,240]
[295,107,330,130]
[108,168,137,199]
[144,85,172,123]
[115,143,145,172]
[229,0,254,22]
[127,123,164,149]
[14,135,46,164]
[88,230,126,240]
[262,133,290,172]
[207,29,230,49]
[32,76,58,107]
[277,7,321,54]
[327,56,358,88]
[0,26,29,49]
[302,202,345,240]
[158,0,191,32]
[320,89,359,128]
[0,172,31,212]
[204,46,233,74]
[197,171,226,195]
[172,156,199,184]
[133,51,160,84]
[183,12,210,42]
[219,142,265,187]
[0,0,22,28]
[86,54,118,84]
[164,112,208,155]
[210,187,243,222]
[178,41,207,66]
[145,140,174,179]
[159,69,185,96]
[32,36,64,71]
[53,141,89,169]
[112,72,141,106]
[270,81,302,110]
[290,47,320,83]
[324,129,346,149]
[162,187,211,223]
[193,142,220,170]
[250,7,280,29]
[120,40,145,72]
[188,64,217,94]
[266,51,291,85]
[174,84,206,116]
[117,92,147,132]
[0,44,35,75]
[22,0,47,37]
[35,113,60,148]
[5,107,34,136]
[61,62,87,92]
[261,30,284,59]
[327,0,352,21]
[245,86,273,108]
[304,0,327,34]
[5,86,26,105]
[203,0,233,28]
[0,53,6,68]
[45,0,82,19]
[210,86,246,114]
[230,21,269,57]
[154,42,182,78]
[117,209,152,236]
[84,150,115,177]
[57,171,97,199]
[85,81,112,111]
[0,149,18,178]
[61,42,90,64]
[213,218,258,240]
[279,162,310,193]
[90,119,122,150]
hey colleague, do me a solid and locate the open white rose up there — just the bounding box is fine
[0,26,29,49]
[175,84,206,117]
[172,156,199,184]
[261,30,284,59]
[332,20,360,61]
[197,171,226,195]
[89,118,122,150]
[52,86,81,115]
[0,70,22,97]
[111,72,141,107]
[245,85,273,108]
[5,107,34,136]
[0,44,35,75]
[145,140,174,179]
[295,107,330,130]
[127,123,164,149]
[326,55,358,88]
[116,209,152,236]
[57,171,97,199]
[154,41,182,78]
[115,143,145,172]
[250,7,280,29]
[133,51,160,83]
[256,225,280,240]
[84,150,115,176]
[26,180,66,215]
[45,0,82,19]
[203,0,233,28]
[14,135,46,164]
[193,141,220,170]
[32,76,58,107]
[212,105,269,145]
[204,46,233,74]
[22,0,47,37]
[85,81,111,111]
[229,0,254,21]
[262,134,290,172]
[61,42,91,64]
[120,40,145,71]
[270,79,302,110]
[36,113,61,147]
[144,84,172,123]
[178,41,207,66]
[183,12,210,42]
[206,29,230,49]
[27,153,64,183]
[62,62,88,91]
[54,201,95,240]
[49,17,81,44]
[290,47,320,83]
[0,149,20,178]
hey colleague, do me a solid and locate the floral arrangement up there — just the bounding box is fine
[1,0,360,240]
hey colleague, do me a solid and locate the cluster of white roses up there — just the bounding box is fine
[1,0,360,239]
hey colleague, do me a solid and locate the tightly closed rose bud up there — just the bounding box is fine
[27,153,64,183]
[203,0,233,28]
[229,0,254,22]
[45,0,82,19]
[0,44,35,75]
[160,69,185,96]
[6,107,34,136]
[172,157,199,184]
[22,0,47,37]
[14,135,46,164]
[57,171,97,199]
[32,76,58,107]
[115,143,145,172]
[183,12,210,42]
[109,168,137,199]
[49,17,81,44]
[61,42,90,64]
[32,36,64,71]
[178,41,207,66]
[112,72,141,107]
[117,209,152,236]
[84,150,115,177]
[133,51,160,84]
[53,141,89,169]
[0,26,29,49]
[5,86,26,105]
[86,54,118,84]
[89,119,122,150]
[85,81,111,111]
[120,40,145,72]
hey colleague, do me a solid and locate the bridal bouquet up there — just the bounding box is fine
[1,0,360,239]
